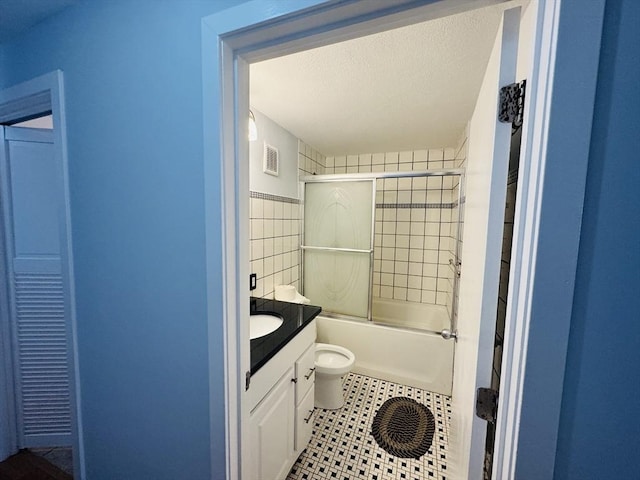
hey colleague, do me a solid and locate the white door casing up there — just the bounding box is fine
[450,8,520,479]
[202,1,603,479]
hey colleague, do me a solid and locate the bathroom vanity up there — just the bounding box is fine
[248,298,321,480]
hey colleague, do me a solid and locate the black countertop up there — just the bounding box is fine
[250,297,321,374]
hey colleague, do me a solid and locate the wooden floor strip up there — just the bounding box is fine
[0,451,72,480]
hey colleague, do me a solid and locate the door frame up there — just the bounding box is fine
[0,71,85,479]
[201,0,605,478]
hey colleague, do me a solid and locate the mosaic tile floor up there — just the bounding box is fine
[287,373,452,480]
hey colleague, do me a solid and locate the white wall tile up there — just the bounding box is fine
[407,288,422,303]
[358,154,372,166]
[422,290,436,303]
[428,149,444,162]
[397,209,411,222]
[263,238,274,257]
[395,248,409,262]
[423,277,437,291]
[408,276,422,290]
[444,147,456,160]
[394,262,408,275]
[414,161,428,170]
[372,153,385,165]
[409,249,423,263]
[381,273,394,286]
[384,152,399,164]
[393,287,407,300]
[413,150,428,162]
[408,263,422,276]
[396,222,410,235]
[397,191,412,203]
[381,260,394,273]
[396,235,409,249]
[410,209,426,223]
[380,286,393,299]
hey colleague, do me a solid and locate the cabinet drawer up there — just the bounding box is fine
[295,386,315,452]
[295,343,316,402]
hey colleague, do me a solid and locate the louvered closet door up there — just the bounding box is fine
[1,126,72,447]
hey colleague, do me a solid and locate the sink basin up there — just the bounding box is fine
[250,313,284,340]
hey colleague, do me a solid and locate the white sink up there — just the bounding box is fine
[250,313,284,340]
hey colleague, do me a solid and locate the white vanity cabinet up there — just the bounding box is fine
[248,320,316,480]
[294,343,315,451]
[249,366,296,480]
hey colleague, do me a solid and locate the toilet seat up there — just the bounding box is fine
[315,343,355,375]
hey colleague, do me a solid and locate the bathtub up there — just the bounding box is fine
[371,297,450,332]
[316,299,454,395]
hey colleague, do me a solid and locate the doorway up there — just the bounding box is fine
[201,0,583,479]
[0,72,83,479]
[245,4,524,477]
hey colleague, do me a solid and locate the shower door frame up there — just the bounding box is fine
[301,169,464,335]
[300,177,377,321]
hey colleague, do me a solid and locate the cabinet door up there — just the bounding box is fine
[249,367,295,480]
[295,386,315,453]
[295,343,316,402]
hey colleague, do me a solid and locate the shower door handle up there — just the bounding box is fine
[441,329,458,340]
[300,245,373,254]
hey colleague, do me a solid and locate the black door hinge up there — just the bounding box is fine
[498,79,526,127]
[476,387,499,423]
[245,371,251,391]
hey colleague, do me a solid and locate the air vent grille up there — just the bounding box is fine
[263,143,279,176]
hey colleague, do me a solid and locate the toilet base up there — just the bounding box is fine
[315,372,346,410]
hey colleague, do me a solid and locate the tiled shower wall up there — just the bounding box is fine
[249,141,326,300]
[298,140,326,177]
[322,148,462,312]
[249,192,301,299]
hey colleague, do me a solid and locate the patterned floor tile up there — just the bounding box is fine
[287,373,452,480]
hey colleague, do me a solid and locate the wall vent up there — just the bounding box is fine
[263,143,279,176]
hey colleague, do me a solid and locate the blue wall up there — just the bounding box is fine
[2,0,639,478]
[1,1,242,478]
[555,0,640,478]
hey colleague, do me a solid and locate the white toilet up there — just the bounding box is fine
[314,343,356,410]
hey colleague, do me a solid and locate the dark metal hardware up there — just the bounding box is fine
[476,387,499,423]
[291,377,297,383]
[245,371,251,391]
[449,258,462,278]
[498,80,526,127]
[249,273,257,291]
[304,368,315,380]
[304,409,314,424]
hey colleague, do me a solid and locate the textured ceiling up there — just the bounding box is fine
[250,2,523,156]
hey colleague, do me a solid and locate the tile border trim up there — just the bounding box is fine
[250,191,300,204]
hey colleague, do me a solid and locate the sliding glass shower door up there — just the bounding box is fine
[302,180,374,318]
